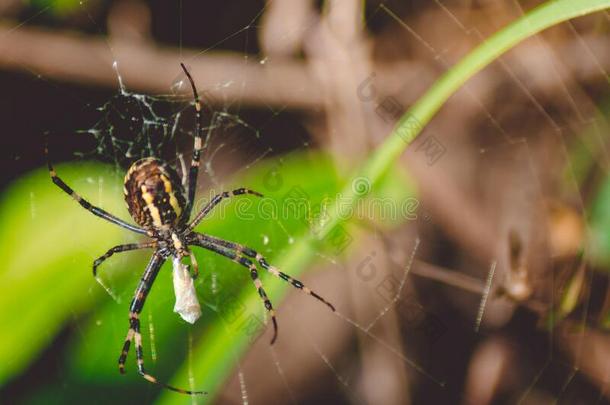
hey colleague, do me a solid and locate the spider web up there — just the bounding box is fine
[3,1,610,405]
[73,63,269,185]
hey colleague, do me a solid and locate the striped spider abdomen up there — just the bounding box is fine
[124,157,186,231]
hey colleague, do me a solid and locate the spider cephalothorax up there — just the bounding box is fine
[45,63,335,395]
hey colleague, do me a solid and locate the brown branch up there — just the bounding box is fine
[0,22,323,109]
[0,22,605,113]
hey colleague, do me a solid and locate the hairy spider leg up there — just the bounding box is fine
[44,137,147,235]
[118,252,206,395]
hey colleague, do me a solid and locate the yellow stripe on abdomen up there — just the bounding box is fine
[140,186,164,228]
[160,174,182,220]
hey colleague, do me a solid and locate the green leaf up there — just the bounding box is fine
[0,163,138,385]
[29,0,86,15]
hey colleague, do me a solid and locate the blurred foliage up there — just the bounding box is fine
[588,177,610,267]
[0,162,131,386]
[0,152,415,403]
[565,98,610,268]
[29,0,84,15]
[558,259,587,320]
[589,176,610,328]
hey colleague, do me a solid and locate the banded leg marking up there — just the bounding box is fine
[117,252,207,395]
[188,188,264,231]
[239,255,278,344]
[93,242,155,277]
[188,238,278,344]
[180,63,204,221]
[44,137,146,235]
[193,233,335,312]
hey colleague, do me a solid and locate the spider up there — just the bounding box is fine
[45,63,335,395]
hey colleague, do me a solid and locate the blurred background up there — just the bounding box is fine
[0,0,609,404]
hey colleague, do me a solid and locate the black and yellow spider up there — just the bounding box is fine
[45,64,335,395]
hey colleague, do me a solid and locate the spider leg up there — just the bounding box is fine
[190,233,335,312]
[44,139,147,235]
[177,153,188,189]
[93,242,156,301]
[93,242,156,278]
[179,63,204,221]
[118,251,206,395]
[188,250,199,279]
[178,64,263,225]
[192,233,335,312]
[188,237,278,344]
[187,188,263,231]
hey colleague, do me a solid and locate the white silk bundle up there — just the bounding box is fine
[172,257,202,324]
